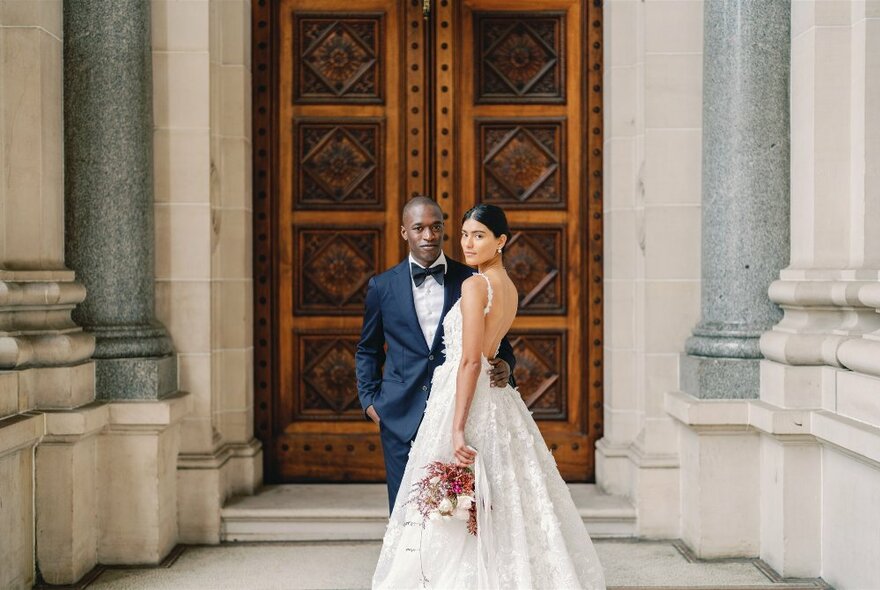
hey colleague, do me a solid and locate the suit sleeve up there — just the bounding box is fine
[356,276,385,420]
[497,335,518,388]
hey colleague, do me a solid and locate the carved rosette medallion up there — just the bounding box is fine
[299,336,362,418]
[506,228,565,313]
[510,332,566,420]
[476,13,564,103]
[296,15,383,102]
[296,229,379,314]
[297,121,382,208]
[479,120,564,207]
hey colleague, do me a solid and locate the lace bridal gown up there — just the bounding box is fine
[373,275,605,590]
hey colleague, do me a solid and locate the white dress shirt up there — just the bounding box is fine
[409,252,447,349]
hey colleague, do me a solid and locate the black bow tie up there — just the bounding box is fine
[411,263,445,287]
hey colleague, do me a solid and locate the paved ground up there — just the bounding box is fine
[69,539,831,590]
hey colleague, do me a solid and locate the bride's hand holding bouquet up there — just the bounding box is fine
[453,430,476,467]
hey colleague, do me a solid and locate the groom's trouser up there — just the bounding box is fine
[379,423,411,512]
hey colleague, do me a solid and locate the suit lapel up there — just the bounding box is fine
[391,261,430,353]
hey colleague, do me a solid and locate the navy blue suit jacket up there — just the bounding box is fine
[356,257,517,445]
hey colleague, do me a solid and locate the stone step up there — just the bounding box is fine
[221,484,636,542]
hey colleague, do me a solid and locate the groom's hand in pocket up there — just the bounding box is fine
[487,359,510,388]
[366,405,381,426]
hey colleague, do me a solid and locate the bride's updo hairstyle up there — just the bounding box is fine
[461,204,511,253]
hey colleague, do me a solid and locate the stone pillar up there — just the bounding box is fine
[1,3,103,587]
[756,3,880,580]
[64,0,174,400]
[671,0,790,561]
[681,0,790,400]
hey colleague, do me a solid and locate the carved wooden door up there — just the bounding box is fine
[256,0,603,482]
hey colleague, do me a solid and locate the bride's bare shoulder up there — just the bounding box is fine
[461,274,490,299]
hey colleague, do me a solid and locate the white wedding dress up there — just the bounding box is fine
[373,274,605,590]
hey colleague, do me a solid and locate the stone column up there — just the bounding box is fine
[64,0,175,399]
[681,0,790,400]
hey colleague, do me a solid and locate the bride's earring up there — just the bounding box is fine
[497,247,502,254]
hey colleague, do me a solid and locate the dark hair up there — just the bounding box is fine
[462,204,511,252]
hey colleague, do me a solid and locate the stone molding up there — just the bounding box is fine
[177,437,262,471]
[13,363,95,410]
[96,393,190,565]
[0,412,45,459]
[837,283,880,377]
[36,405,109,584]
[177,438,263,544]
[103,391,190,432]
[597,437,679,471]
[761,276,880,367]
[42,402,109,442]
[0,279,95,370]
[666,390,880,468]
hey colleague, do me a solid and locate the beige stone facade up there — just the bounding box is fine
[1,1,880,589]
[0,1,259,587]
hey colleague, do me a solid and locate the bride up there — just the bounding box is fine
[373,204,606,590]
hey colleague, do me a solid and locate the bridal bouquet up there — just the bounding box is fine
[410,461,478,535]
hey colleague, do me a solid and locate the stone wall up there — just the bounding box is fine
[663,1,880,588]
[1,2,77,587]
[151,0,260,544]
[598,0,703,537]
[0,1,258,586]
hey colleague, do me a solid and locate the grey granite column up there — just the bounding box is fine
[681,0,790,399]
[63,0,175,399]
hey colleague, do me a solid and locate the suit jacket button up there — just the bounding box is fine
[422,385,428,391]
[429,355,434,361]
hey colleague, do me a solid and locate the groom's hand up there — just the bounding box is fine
[366,405,381,425]
[487,359,510,388]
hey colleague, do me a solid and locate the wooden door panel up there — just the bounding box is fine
[294,119,385,210]
[506,226,566,314]
[509,330,567,420]
[477,119,566,209]
[256,0,604,483]
[474,11,566,104]
[294,226,382,314]
[452,0,599,481]
[293,13,384,103]
[274,0,417,481]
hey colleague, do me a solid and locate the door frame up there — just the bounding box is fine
[251,0,605,484]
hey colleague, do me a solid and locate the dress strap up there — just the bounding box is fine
[475,272,493,315]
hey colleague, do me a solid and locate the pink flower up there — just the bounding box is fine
[408,461,478,536]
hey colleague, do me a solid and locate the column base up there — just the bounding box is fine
[0,412,44,590]
[595,436,680,538]
[89,324,173,359]
[36,404,108,584]
[681,353,760,399]
[628,445,680,538]
[97,393,188,564]
[0,277,95,370]
[838,336,880,378]
[95,354,177,400]
[595,439,631,496]
[686,326,764,359]
[177,438,263,544]
[759,434,820,578]
[666,391,760,558]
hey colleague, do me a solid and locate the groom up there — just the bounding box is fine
[356,196,517,510]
